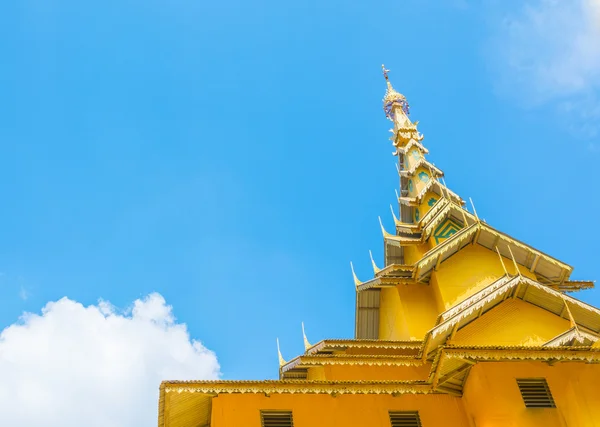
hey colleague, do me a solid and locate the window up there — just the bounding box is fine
[260,410,294,427]
[389,411,422,427]
[516,378,556,408]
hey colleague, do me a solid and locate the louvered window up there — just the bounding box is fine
[260,410,294,427]
[389,411,422,427]
[516,378,556,408]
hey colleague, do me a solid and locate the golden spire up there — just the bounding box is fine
[277,338,286,367]
[301,322,312,351]
[382,64,409,119]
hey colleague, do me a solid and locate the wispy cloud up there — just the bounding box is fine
[488,0,600,138]
[18,286,29,301]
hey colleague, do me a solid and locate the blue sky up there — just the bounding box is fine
[1,0,600,415]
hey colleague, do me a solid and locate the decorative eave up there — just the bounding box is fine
[281,354,425,373]
[413,221,572,284]
[161,379,434,395]
[439,346,600,364]
[421,201,476,241]
[356,276,415,292]
[384,234,423,247]
[376,263,416,278]
[392,124,424,148]
[400,158,443,178]
[427,345,600,394]
[305,339,423,355]
[159,379,435,427]
[394,221,422,236]
[394,138,429,155]
[560,280,595,292]
[421,275,600,359]
[543,327,599,347]
[418,198,450,228]
[399,180,463,207]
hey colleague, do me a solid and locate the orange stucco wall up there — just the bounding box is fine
[463,362,600,427]
[211,393,469,427]
[201,361,600,427]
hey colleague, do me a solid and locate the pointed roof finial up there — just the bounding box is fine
[369,250,381,274]
[350,261,363,287]
[277,338,286,367]
[381,64,409,119]
[390,204,399,225]
[379,216,393,238]
[301,322,312,351]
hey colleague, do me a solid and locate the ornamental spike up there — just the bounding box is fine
[390,204,399,225]
[301,322,312,351]
[350,262,363,288]
[379,216,393,238]
[369,250,381,274]
[277,338,286,367]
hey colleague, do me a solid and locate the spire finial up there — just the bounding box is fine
[301,322,312,351]
[381,65,409,119]
[382,64,390,81]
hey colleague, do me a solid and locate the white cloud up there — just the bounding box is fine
[489,0,600,136]
[0,293,220,427]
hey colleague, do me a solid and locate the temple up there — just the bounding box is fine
[158,67,600,427]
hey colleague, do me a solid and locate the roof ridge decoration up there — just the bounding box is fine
[421,202,474,240]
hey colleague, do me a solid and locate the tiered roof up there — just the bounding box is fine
[158,67,597,427]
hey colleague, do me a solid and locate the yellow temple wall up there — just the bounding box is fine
[402,244,431,265]
[321,364,431,381]
[405,147,421,170]
[431,244,535,311]
[451,298,570,346]
[463,361,600,427]
[210,393,469,427]
[412,167,431,195]
[379,284,439,340]
[378,287,410,340]
[417,190,438,219]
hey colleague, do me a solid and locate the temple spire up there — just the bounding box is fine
[381,64,410,120]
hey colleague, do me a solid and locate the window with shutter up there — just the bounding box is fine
[516,378,556,408]
[389,411,422,427]
[260,410,294,427]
